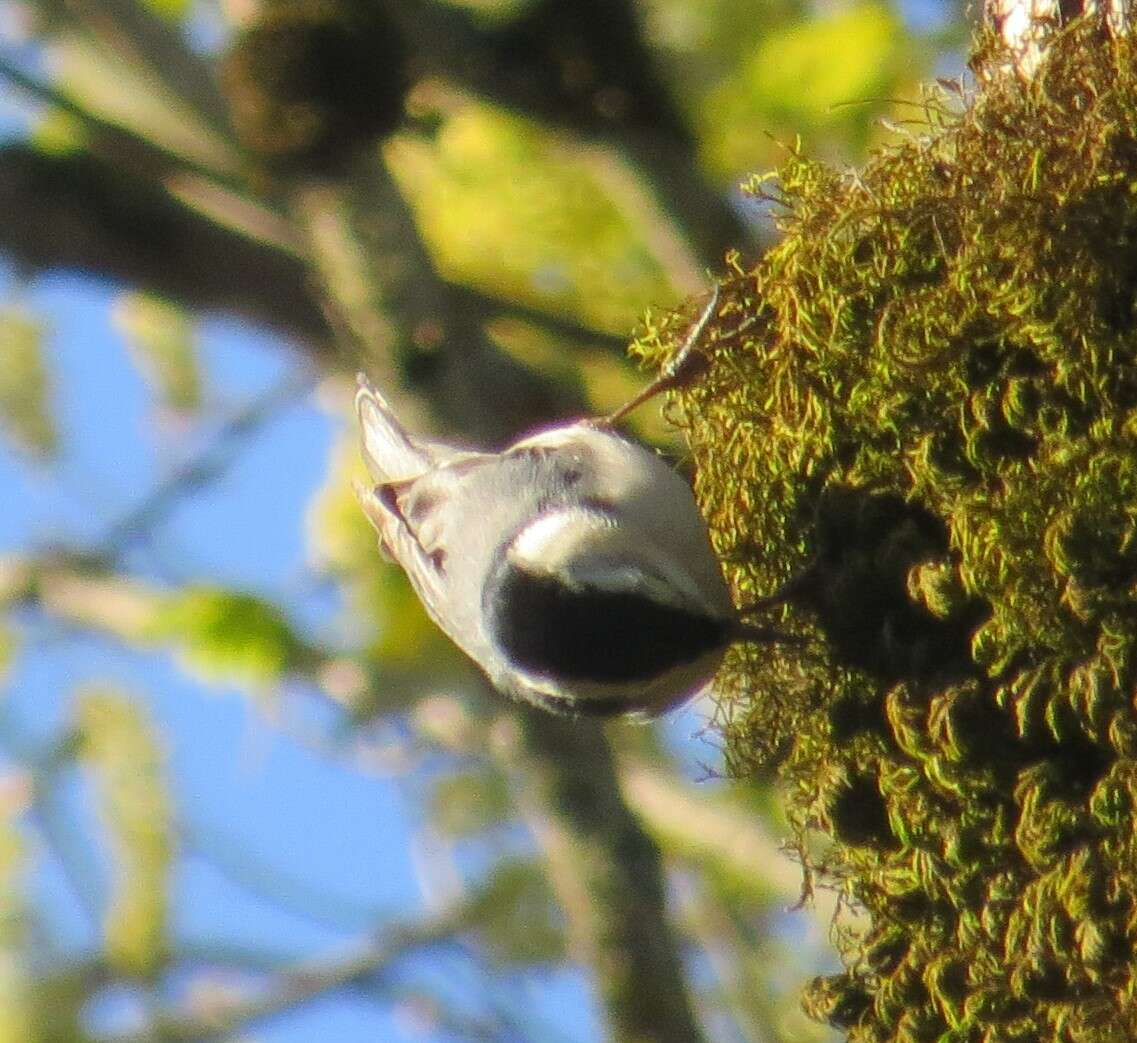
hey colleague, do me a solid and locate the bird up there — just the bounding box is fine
[353,288,790,716]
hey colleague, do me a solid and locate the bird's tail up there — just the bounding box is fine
[354,374,432,483]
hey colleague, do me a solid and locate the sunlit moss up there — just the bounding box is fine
[639,25,1137,1041]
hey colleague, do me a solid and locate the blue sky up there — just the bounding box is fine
[0,263,826,1041]
[0,268,621,1041]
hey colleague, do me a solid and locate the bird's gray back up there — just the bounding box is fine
[390,447,571,674]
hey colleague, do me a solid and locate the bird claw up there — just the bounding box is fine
[600,283,722,427]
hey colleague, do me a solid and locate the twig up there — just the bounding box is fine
[178,814,386,931]
[93,368,315,557]
[0,51,235,185]
[103,913,464,1043]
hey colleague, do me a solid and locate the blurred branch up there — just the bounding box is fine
[0,141,628,360]
[31,768,108,930]
[179,815,385,931]
[44,0,233,136]
[3,4,754,1032]
[5,552,813,1041]
[494,706,708,1043]
[290,168,584,435]
[619,756,805,904]
[0,53,225,181]
[280,129,712,1036]
[412,698,833,922]
[673,874,781,1043]
[10,558,839,1040]
[94,368,316,557]
[103,912,465,1043]
[0,144,333,344]
[3,553,816,926]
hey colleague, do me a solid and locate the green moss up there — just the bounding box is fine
[640,24,1137,1042]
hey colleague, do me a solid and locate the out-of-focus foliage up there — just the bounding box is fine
[485,317,677,444]
[430,768,513,837]
[703,3,912,171]
[640,25,1137,1041]
[148,586,313,691]
[76,686,173,977]
[223,0,409,173]
[138,0,190,23]
[0,627,17,685]
[387,97,681,332]
[114,291,201,413]
[0,307,55,457]
[465,859,566,965]
[46,32,236,172]
[0,778,33,1042]
[307,428,459,675]
[28,108,88,156]
[432,0,532,22]
[643,0,931,177]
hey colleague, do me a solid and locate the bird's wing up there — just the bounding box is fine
[355,460,505,672]
[354,373,486,482]
[353,403,498,647]
[354,375,432,483]
[354,476,451,628]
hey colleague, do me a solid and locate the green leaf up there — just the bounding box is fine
[149,585,309,689]
[75,686,172,977]
[701,3,915,173]
[0,309,55,457]
[29,110,89,157]
[114,292,201,412]
[138,0,191,21]
[386,102,676,333]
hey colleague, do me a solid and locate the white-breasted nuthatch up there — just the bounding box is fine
[354,289,787,716]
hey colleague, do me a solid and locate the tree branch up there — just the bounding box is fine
[0,142,628,364]
[495,705,708,1043]
[280,150,712,1040]
[104,913,464,1043]
[5,552,806,1042]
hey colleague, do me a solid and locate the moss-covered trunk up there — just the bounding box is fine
[647,26,1137,1042]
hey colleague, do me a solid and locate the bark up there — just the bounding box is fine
[982,0,1131,78]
